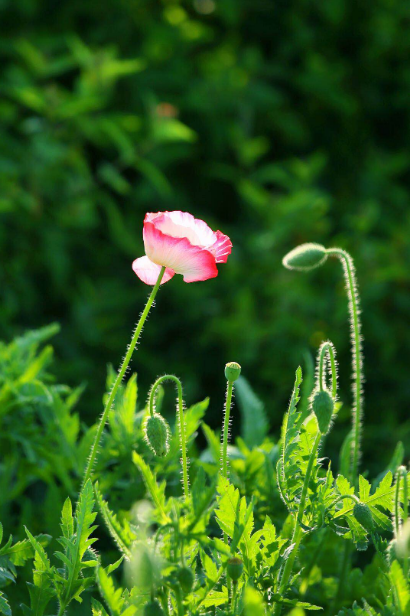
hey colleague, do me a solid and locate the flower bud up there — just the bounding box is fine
[227,557,243,582]
[282,243,328,271]
[144,601,165,616]
[225,362,241,382]
[312,389,334,434]
[144,414,170,457]
[353,503,375,532]
[177,567,194,594]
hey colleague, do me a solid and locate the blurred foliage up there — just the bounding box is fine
[0,0,409,479]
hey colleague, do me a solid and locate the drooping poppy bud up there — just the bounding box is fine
[312,389,334,434]
[353,503,375,532]
[177,567,195,594]
[144,414,170,457]
[283,243,328,271]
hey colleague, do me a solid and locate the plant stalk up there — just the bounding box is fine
[273,431,322,616]
[149,374,190,501]
[81,266,166,492]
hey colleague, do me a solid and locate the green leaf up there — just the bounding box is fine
[244,586,265,616]
[61,498,74,540]
[94,483,134,560]
[132,452,169,524]
[96,566,126,616]
[0,592,11,616]
[390,561,410,612]
[62,480,98,605]
[235,376,268,448]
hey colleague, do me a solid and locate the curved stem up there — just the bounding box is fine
[273,431,322,616]
[326,249,362,484]
[149,375,190,502]
[318,342,337,399]
[81,266,166,492]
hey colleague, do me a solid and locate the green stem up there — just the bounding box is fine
[326,250,363,612]
[326,249,362,484]
[221,379,234,481]
[81,266,166,492]
[273,432,322,616]
[318,342,337,399]
[231,583,237,615]
[220,378,235,546]
[395,466,409,578]
[149,374,190,502]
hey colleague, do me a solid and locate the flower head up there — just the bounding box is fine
[132,211,232,285]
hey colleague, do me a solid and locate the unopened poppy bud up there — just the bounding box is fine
[312,389,334,434]
[177,567,194,594]
[225,362,241,382]
[144,414,170,457]
[283,243,328,271]
[353,503,374,532]
[144,601,165,616]
[227,557,243,582]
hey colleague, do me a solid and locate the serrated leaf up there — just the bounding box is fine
[96,566,125,616]
[0,592,10,616]
[132,452,169,524]
[94,483,133,560]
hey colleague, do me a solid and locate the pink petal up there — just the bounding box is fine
[132,256,175,286]
[143,221,218,283]
[211,231,232,263]
[145,211,216,249]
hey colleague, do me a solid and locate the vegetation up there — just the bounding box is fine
[0,241,409,614]
[1,0,409,613]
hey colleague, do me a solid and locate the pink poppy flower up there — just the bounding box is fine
[132,211,232,285]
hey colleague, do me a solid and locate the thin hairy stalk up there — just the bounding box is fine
[326,249,362,483]
[81,266,166,493]
[273,431,322,616]
[325,249,362,613]
[394,466,409,577]
[149,375,189,502]
[317,341,338,399]
[221,380,234,481]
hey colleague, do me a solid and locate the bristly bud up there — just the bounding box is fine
[225,362,241,382]
[353,502,375,532]
[144,601,165,616]
[144,414,170,457]
[177,567,195,594]
[283,243,328,271]
[227,557,243,582]
[311,389,334,434]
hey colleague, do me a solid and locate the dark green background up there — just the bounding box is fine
[1,0,409,469]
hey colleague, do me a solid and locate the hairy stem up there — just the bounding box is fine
[326,249,362,484]
[318,341,337,399]
[149,374,190,502]
[273,431,322,616]
[81,266,166,492]
[221,379,234,480]
[395,466,408,577]
[220,377,235,546]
